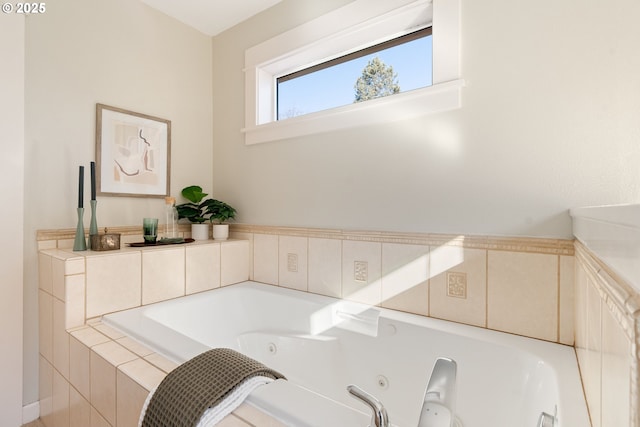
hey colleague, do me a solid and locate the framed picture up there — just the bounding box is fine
[96,103,171,198]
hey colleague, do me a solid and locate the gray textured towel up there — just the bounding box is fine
[141,348,286,427]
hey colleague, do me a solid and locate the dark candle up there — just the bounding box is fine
[90,161,96,200]
[78,166,84,208]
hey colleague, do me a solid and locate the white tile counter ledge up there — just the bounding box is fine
[571,203,640,293]
[41,239,250,326]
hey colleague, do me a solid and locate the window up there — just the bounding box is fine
[243,0,462,145]
[277,27,433,120]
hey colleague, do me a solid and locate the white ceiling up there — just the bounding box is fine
[140,0,283,36]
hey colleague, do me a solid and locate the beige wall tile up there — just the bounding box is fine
[91,323,126,341]
[70,327,110,348]
[90,406,111,427]
[65,257,85,275]
[583,277,603,427]
[278,235,308,291]
[487,251,558,341]
[381,243,429,316]
[39,290,53,363]
[122,234,143,245]
[574,261,588,362]
[430,246,487,327]
[142,247,186,305]
[229,231,254,279]
[116,369,151,427]
[116,337,154,358]
[92,341,138,367]
[39,356,53,427]
[58,239,74,250]
[53,298,70,380]
[65,274,85,329]
[38,240,57,250]
[39,252,53,293]
[254,234,278,285]
[601,305,631,427]
[52,257,66,300]
[52,369,70,427]
[221,240,250,286]
[186,243,221,294]
[144,353,178,374]
[558,255,575,345]
[69,386,91,427]
[86,252,141,318]
[69,336,91,401]
[308,238,342,298]
[218,414,253,426]
[342,240,382,305]
[118,358,165,392]
[90,352,117,426]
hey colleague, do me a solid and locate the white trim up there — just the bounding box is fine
[23,401,39,424]
[243,0,461,145]
[244,79,463,145]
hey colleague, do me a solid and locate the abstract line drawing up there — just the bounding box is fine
[96,104,171,198]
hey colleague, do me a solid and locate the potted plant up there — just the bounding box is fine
[175,185,237,240]
[208,199,237,240]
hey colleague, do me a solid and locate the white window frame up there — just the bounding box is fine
[243,0,462,145]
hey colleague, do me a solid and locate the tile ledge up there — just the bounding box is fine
[231,224,574,255]
[37,224,574,255]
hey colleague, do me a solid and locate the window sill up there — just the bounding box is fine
[242,79,464,145]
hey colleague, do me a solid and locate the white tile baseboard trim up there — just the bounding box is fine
[22,401,39,424]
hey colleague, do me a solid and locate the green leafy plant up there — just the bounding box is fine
[175,185,237,224]
[208,199,237,223]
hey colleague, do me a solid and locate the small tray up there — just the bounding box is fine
[128,238,194,247]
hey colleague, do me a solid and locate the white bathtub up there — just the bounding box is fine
[103,281,590,427]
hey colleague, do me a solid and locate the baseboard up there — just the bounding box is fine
[22,401,39,424]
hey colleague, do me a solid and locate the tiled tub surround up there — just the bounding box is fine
[231,225,576,345]
[37,224,581,426]
[574,242,639,427]
[37,237,275,427]
[570,205,640,427]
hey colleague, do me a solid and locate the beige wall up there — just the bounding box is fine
[24,0,213,406]
[211,0,640,238]
[1,13,25,427]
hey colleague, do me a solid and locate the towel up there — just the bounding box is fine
[139,348,286,427]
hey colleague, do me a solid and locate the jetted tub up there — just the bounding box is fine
[103,281,590,427]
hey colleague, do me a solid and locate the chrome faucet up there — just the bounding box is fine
[538,410,556,427]
[418,357,458,427]
[347,384,389,427]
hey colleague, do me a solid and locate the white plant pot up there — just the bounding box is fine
[191,223,210,240]
[212,224,229,241]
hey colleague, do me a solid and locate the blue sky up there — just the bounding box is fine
[278,35,433,119]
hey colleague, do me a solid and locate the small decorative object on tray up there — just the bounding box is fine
[90,228,121,251]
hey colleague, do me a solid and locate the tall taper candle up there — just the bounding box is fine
[78,166,84,208]
[90,161,96,200]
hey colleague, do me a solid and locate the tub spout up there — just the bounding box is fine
[418,357,457,427]
[347,384,389,427]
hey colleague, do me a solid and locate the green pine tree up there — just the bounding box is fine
[354,57,401,103]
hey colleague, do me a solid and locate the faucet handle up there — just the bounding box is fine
[347,384,390,427]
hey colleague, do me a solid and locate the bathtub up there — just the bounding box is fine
[103,281,590,427]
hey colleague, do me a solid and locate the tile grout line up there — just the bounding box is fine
[485,249,489,329]
[557,254,561,343]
